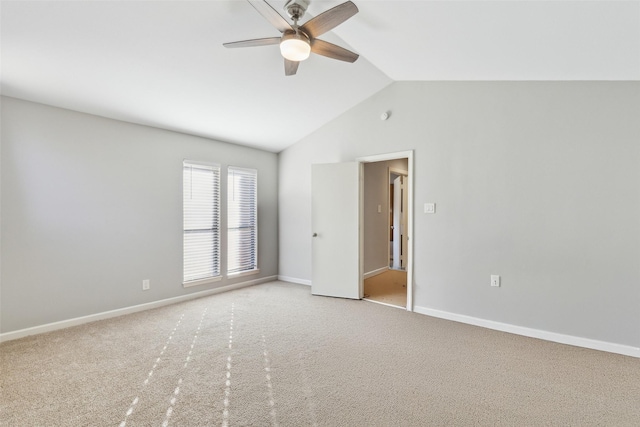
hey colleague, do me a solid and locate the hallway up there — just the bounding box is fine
[363,269,407,308]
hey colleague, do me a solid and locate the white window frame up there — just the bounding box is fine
[227,166,259,277]
[182,160,222,287]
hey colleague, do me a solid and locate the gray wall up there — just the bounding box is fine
[1,97,278,333]
[279,81,640,348]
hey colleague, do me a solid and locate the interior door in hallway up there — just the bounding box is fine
[311,162,361,299]
[390,171,408,270]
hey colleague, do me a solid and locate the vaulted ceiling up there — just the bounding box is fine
[2,1,639,152]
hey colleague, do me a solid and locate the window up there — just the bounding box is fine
[227,167,258,275]
[183,161,221,285]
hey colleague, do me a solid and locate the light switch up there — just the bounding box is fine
[424,203,436,214]
[377,204,382,213]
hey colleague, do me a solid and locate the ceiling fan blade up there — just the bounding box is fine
[284,58,299,76]
[223,37,281,49]
[248,0,293,33]
[300,1,358,39]
[311,39,359,63]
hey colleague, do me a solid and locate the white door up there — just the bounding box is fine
[391,174,408,270]
[400,175,408,269]
[311,162,361,299]
[392,176,402,269]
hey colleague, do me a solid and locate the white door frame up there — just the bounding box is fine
[357,150,414,312]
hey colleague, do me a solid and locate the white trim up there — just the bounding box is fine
[358,162,365,300]
[183,275,223,288]
[227,268,260,279]
[364,267,389,279]
[357,150,414,164]
[414,305,640,359]
[0,275,277,343]
[183,159,220,169]
[357,150,414,312]
[277,275,311,286]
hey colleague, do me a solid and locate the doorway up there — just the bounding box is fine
[358,151,413,310]
[310,150,413,311]
[363,269,407,307]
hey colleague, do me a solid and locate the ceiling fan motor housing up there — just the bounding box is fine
[284,0,311,21]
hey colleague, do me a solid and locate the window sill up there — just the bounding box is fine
[227,269,260,279]
[183,275,223,288]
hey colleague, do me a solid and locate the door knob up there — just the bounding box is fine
[312,233,318,237]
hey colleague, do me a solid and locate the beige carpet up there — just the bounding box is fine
[1,281,639,426]
[364,269,407,307]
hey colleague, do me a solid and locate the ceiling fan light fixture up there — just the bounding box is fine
[280,32,311,62]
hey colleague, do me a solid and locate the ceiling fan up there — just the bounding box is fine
[223,0,359,76]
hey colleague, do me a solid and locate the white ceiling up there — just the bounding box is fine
[2,1,639,153]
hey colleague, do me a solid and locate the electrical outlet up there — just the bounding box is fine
[142,279,150,291]
[490,275,500,287]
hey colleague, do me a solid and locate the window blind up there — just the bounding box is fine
[227,167,258,274]
[183,161,220,283]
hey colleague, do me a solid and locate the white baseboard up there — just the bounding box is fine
[0,275,277,343]
[277,275,311,286]
[363,267,389,279]
[414,305,640,359]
